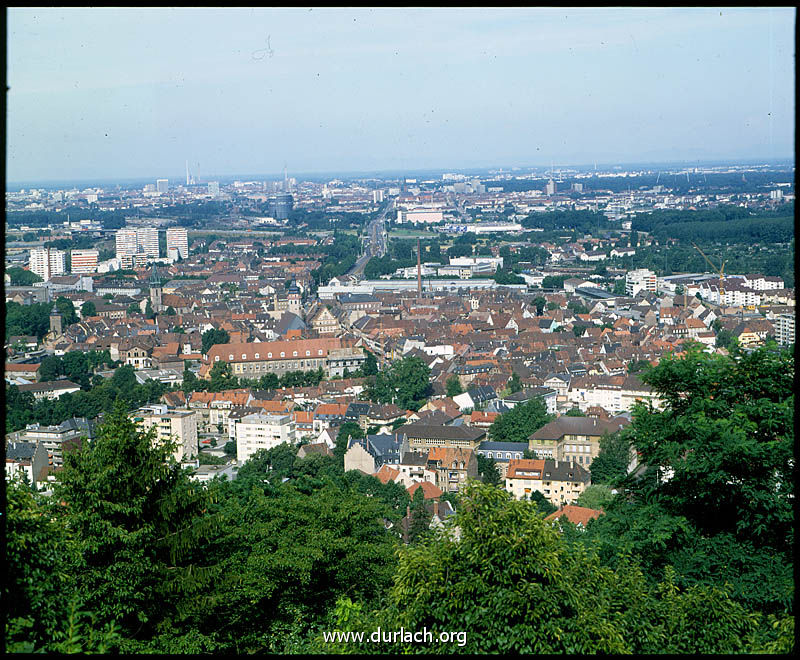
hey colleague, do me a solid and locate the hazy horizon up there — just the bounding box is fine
[7,7,795,183]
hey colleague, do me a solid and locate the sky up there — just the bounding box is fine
[6,7,796,183]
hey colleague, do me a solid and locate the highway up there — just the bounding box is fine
[347,200,391,278]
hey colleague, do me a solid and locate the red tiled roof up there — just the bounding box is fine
[407,481,443,500]
[545,504,603,526]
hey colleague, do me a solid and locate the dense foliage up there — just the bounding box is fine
[366,356,432,411]
[581,343,794,617]
[488,398,552,444]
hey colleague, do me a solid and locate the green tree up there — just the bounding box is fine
[207,361,238,392]
[51,403,224,643]
[587,431,631,485]
[476,454,501,486]
[532,296,547,316]
[446,374,464,397]
[407,486,432,544]
[357,350,378,377]
[55,296,78,326]
[329,482,762,653]
[489,398,552,444]
[81,301,97,318]
[144,300,156,320]
[201,328,230,355]
[367,356,431,411]
[507,371,523,394]
[165,306,176,316]
[583,344,794,616]
[334,422,365,465]
[6,266,43,286]
[613,279,626,295]
[565,407,585,417]
[5,480,123,653]
[575,484,616,510]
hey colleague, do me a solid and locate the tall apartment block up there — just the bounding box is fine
[136,227,160,257]
[115,228,138,260]
[70,249,99,274]
[156,178,169,194]
[166,227,189,260]
[29,247,66,281]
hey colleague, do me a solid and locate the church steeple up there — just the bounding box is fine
[149,264,163,313]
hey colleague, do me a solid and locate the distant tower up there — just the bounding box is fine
[49,304,63,336]
[149,264,163,313]
[287,280,302,316]
[186,160,190,186]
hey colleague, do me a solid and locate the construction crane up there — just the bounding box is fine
[692,242,726,301]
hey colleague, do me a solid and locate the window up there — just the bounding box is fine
[280,352,285,358]
[293,351,298,357]
[242,354,247,360]
[215,356,220,362]
[268,352,272,358]
[487,451,492,458]
[306,350,311,356]
[318,350,323,355]
[229,354,234,360]
[255,353,260,359]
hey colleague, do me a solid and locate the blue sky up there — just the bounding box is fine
[6,7,795,183]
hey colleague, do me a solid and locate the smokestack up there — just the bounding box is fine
[417,238,422,298]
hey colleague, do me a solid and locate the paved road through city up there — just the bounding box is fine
[347,199,391,278]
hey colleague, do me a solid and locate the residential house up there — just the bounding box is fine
[426,446,478,493]
[505,458,590,506]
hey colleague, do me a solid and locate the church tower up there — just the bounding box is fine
[49,304,63,336]
[149,264,163,313]
[287,280,302,316]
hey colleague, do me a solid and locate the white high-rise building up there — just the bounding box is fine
[625,268,658,296]
[775,314,795,346]
[70,249,99,274]
[29,247,66,281]
[115,228,138,260]
[136,227,160,257]
[166,227,189,260]
[546,179,557,196]
[156,179,169,194]
[208,181,220,197]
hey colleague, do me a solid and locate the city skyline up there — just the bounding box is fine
[7,7,795,183]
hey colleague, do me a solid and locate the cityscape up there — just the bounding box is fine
[5,7,795,655]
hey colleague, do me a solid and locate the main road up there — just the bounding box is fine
[347,199,392,278]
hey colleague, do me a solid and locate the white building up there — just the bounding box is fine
[136,227,160,257]
[156,178,169,194]
[133,407,199,462]
[208,181,220,197]
[166,227,189,260]
[70,249,99,274]
[115,228,138,260]
[449,256,504,270]
[233,412,297,464]
[29,247,66,281]
[775,313,795,346]
[397,209,444,224]
[625,268,657,296]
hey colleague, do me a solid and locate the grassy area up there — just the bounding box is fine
[388,228,434,238]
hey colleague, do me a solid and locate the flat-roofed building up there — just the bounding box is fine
[166,227,189,259]
[233,411,296,464]
[29,247,66,281]
[133,407,198,462]
[136,227,160,257]
[70,249,99,273]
